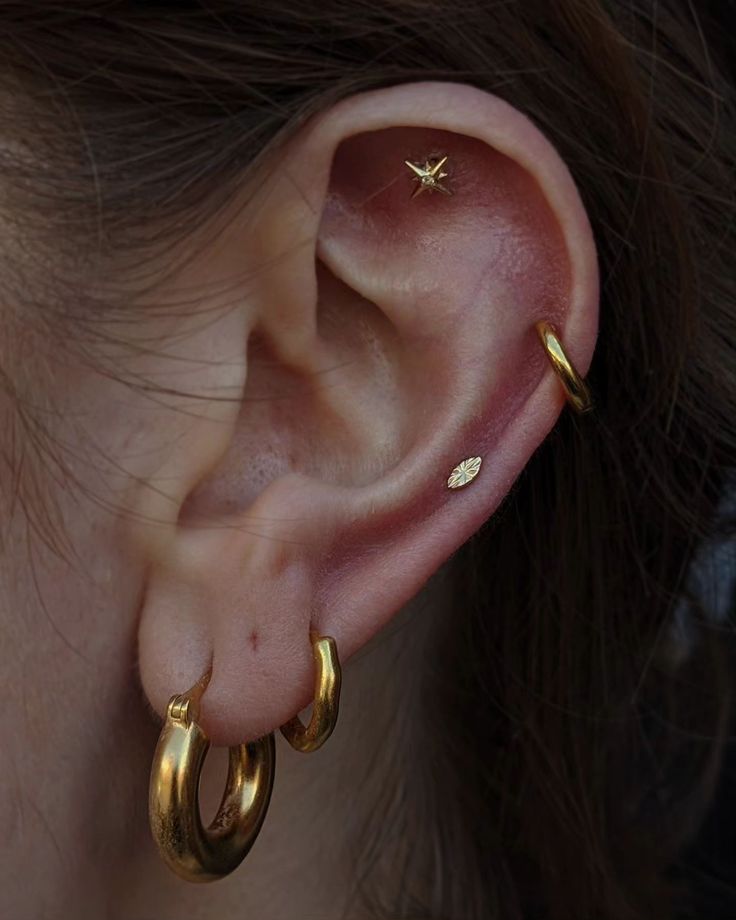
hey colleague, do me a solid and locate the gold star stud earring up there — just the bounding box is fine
[405,155,453,198]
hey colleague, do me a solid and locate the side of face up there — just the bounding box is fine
[0,81,598,903]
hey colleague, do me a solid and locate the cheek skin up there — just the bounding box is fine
[0,304,241,904]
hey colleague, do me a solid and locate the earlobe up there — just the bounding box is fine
[135,81,598,748]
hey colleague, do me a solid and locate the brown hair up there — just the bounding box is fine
[1,2,734,918]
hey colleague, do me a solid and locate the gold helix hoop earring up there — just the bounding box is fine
[280,636,342,753]
[536,321,593,413]
[148,670,275,883]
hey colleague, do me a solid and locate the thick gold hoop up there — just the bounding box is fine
[536,321,593,414]
[280,636,342,753]
[148,672,275,883]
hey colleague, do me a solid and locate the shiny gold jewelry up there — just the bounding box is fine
[280,636,341,753]
[447,456,483,489]
[536,321,593,413]
[405,155,452,198]
[148,670,275,882]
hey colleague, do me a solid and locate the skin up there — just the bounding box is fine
[0,82,598,919]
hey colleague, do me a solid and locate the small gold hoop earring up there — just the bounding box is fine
[148,671,275,883]
[536,321,593,413]
[280,636,342,753]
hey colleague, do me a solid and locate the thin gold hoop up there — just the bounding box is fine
[148,671,275,883]
[536,321,593,413]
[280,636,342,753]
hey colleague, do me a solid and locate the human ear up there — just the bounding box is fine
[134,81,598,745]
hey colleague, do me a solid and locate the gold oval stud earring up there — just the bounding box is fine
[148,670,275,882]
[447,456,483,489]
[536,321,593,413]
[280,636,342,753]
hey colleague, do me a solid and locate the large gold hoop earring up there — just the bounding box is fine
[536,320,593,413]
[280,636,342,753]
[148,672,275,883]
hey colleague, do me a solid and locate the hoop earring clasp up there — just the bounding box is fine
[148,670,275,882]
[280,636,342,753]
